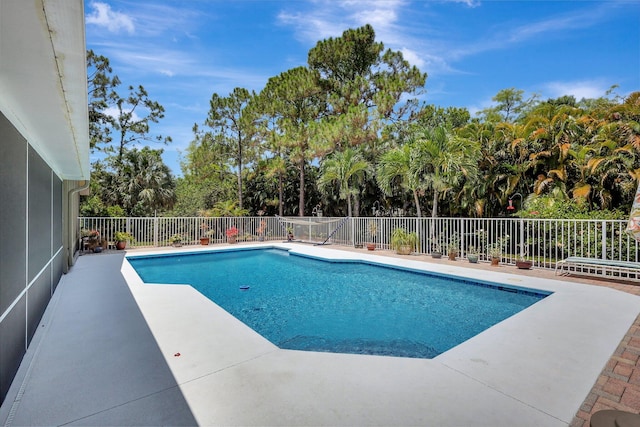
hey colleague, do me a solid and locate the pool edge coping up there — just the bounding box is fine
[122,243,640,425]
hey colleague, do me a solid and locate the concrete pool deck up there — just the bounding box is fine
[1,243,639,426]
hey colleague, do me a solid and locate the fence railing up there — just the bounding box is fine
[78,216,638,269]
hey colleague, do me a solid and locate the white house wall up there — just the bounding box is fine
[0,0,89,180]
[0,0,88,406]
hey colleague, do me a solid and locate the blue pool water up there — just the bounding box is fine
[128,248,549,358]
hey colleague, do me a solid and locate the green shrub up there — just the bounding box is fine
[390,228,418,251]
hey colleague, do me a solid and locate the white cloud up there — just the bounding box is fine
[446,0,481,8]
[93,42,192,78]
[86,2,135,34]
[541,80,611,100]
[352,1,402,31]
[451,3,612,60]
[276,0,460,77]
[400,48,424,69]
[103,105,142,123]
[121,3,207,38]
[277,0,407,43]
[466,94,495,117]
[277,10,345,42]
[507,13,595,44]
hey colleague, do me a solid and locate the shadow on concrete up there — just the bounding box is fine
[0,253,198,426]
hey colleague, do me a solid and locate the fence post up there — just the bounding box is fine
[415,217,419,254]
[519,218,525,259]
[154,217,158,247]
[601,220,607,260]
[459,218,464,257]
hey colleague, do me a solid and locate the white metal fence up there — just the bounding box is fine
[78,216,637,269]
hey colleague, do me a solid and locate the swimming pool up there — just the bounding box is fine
[128,248,549,358]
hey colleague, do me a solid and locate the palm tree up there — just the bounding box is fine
[476,121,534,214]
[458,121,503,216]
[377,143,425,217]
[585,135,637,210]
[413,127,480,217]
[609,91,640,151]
[113,147,176,216]
[318,148,370,217]
[524,104,582,198]
[208,200,248,217]
[567,145,597,206]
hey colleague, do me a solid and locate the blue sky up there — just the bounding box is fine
[84,0,640,177]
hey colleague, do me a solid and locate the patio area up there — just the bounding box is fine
[0,243,638,426]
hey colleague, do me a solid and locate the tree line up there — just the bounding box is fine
[83,25,640,220]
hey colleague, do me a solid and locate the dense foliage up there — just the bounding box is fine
[83,27,640,219]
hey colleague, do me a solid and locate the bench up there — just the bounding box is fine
[555,256,640,283]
